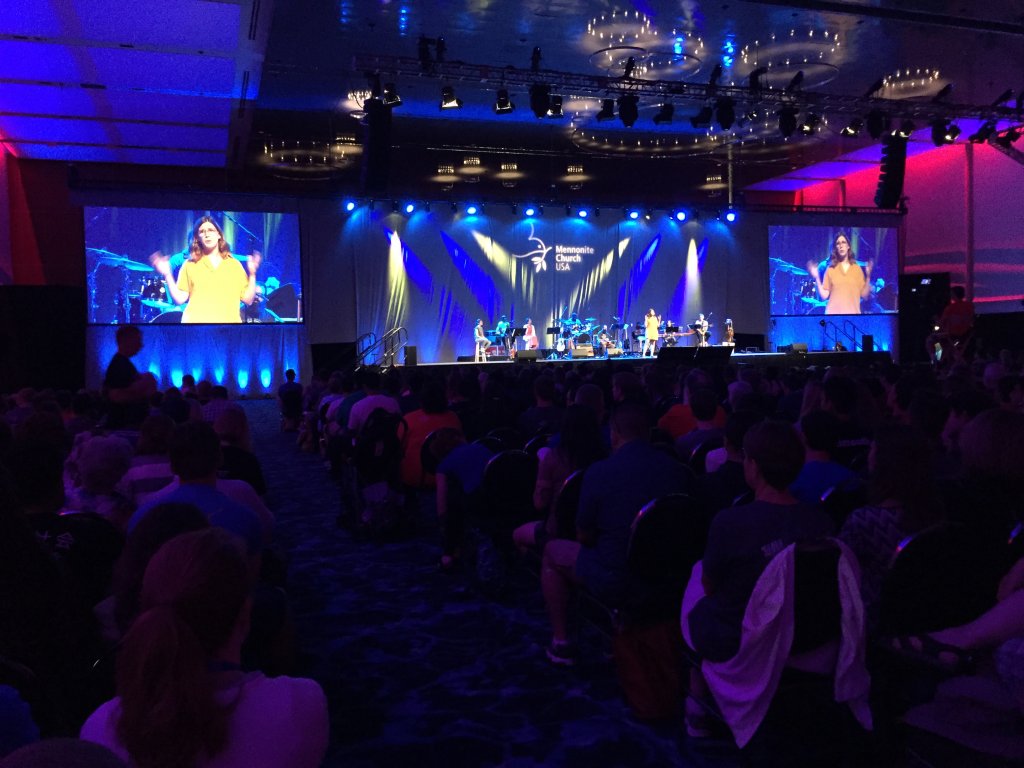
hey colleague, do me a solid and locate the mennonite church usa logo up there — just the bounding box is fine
[513,225,594,273]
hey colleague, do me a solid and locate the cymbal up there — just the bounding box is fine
[801,296,827,305]
[584,317,597,322]
[768,258,809,276]
[95,254,152,271]
[140,298,176,309]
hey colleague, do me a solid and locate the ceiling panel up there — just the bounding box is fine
[0,116,226,151]
[5,142,225,166]
[1,0,240,52]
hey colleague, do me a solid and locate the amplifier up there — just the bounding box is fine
[571,344,594,358]
[606,347,623,357]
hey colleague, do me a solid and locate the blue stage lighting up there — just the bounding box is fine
[627,209,640,220]
[344,200,356,212]
[577,208,589,219]
[466,204,479,215]
[524,206,536,217]
[404,203,416,214]
[724,208,738,223]
[674,210,687,222]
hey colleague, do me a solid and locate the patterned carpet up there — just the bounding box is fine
[246,399,738,768]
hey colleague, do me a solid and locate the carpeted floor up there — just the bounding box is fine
[246,399,739,768]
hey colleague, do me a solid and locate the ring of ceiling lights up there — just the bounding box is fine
[738,28,843,90]
[256,138,361,179]
[586,10,659,48]
[880,68,946,100]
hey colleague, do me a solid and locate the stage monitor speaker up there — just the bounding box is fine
[571,344,594,358]
[310,342,357,374]
[404,346,417,366]
[790,342,809,354]
[517,349,541,361]
[656,346,698,365]
[861,335,874,353]
[695,345,735,363]
[456,355,476,363]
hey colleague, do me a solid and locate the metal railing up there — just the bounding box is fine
[356,327,408,368]
[820,318,871,351]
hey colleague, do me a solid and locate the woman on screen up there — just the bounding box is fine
[806,233,873,315]
[149,216,260,323]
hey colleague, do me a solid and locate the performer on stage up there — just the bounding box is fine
[643,309,661,357]
[806,233,873,315]
[150,216,260,323]
[694,313,710,347]
[598,324,613,356]
[474,318,489,362]
[494,314,513,357]
[522,317,539,350]
[723,318,735,346]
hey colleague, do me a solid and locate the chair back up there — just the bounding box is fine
[689,434,724,475]
[420,429,445,476]
[481,449,538,522]
[820,477,867,528]
[791,540,842,655]
[877,522,1003,636]
[626,493,704,594]
[552,469,585,540]
[486,427,524,451]
[523,433,551,456]
[473,435,505,454]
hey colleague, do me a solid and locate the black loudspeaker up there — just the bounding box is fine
[875,133,908,209]
[310,342,357,373]
[695,345,735,362]
[456,355,476,363]
[517,349,541,361]
[361,98,392,196]
[404,346,417,366]
[656,346,698,365]
[861,335,874,353]
[898,273,950,363]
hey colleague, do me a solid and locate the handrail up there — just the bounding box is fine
[357,326,408,368]
[821,318,871,351]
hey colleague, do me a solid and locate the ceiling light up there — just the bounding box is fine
[674,210,687,222]
[627,209,640,220]
[596,98,616,121]
[724,208,738,223]
[465,204,479,215]
[690,105,713,129]
[381,82,401,107]
[618,94,639,127]
[895,119,915,138]
[653,103,674,125]
[799,113,821,135]
[778,107,798,137]
[577,208,589,219]
[930,118,959,146]
[344,201,356,212]
[494,88,514,114]
[529,84,550,118]
[841,118,863,137]
[546,95,564,118]
[968,120,997,143]
[440,85,462,110]
[404,203,416,214]
[524,205,537,217]
[716,98,735,130]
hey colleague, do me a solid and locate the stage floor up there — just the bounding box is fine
[415,349,891,370]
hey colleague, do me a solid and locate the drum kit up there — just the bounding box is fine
[88,248,181,324]
[548,314,624,358]
[769,257,826,314]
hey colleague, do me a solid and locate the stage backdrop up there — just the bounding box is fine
[319,205,767,363]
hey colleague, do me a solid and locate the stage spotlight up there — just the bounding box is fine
[674,210,687,222]
[690,105,714,129]
[494,88,514,114]
[440,85,462,110]
[465,203,479,215]
[930,118,959,146]
[547,95,564,118]
[799,113,821,135]
[841,118,864,137]
[618,94,639,127]
[895,119,915,138]
[404,203,416,214]
[627,209,640,220]
[866,109,889,139]
[994,127,1022,148]
[724,208,738,223]
[653,103,674,125]
[778,107,798,137]
[529,83,550,118]
[785,70,804,93]
[524,205,537,217]
[748,66,768,92]
[382,82,402,107]
[596,98,616,121]
[968,120,997,143]
[716,98,736,130]
[577,208,589,219]
[344,200,356,212]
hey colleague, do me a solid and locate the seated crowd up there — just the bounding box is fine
[3,332,1024,764]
